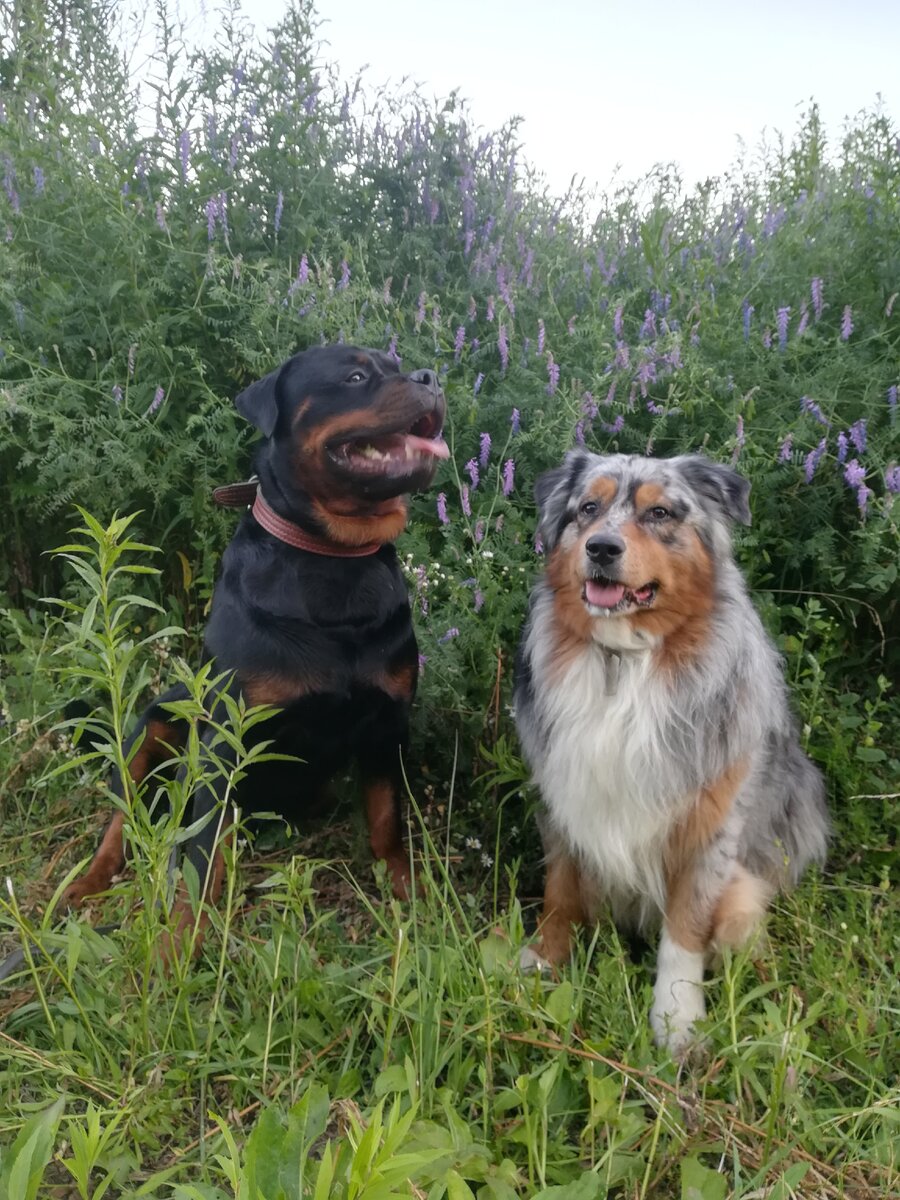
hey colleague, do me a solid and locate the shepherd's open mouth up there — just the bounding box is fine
[582,575,658,614]
[330,410,450,475]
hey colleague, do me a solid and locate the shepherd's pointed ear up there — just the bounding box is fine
[675,455,752,526]
[534,448,593,551]
[235,367,281,437]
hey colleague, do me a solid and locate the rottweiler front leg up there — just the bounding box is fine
[360,753,412,899]
[63,684,189,907]
[161,690,241,962]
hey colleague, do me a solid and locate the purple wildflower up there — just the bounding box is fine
[337,259,350,291]
[844,459,866,489]
[474,588,485,612]
[732,415,745,462]
[776,306,790,351]
[601,415,625,435]
[498,323,509,373]
[298,254,309,284]
[574,420,586,443]
[148,386,165,415]
[615,342,630,369]
[461,485,472,517]
[510,407,520,435]
[415,291,427,328]
[479,432,491,468]
[778,433,794,462]
[535,534,544,555]
[613,305,623,338]
[439,627,460,644]
[604,382,616,406]
[112,384,123,404]
[849,419,867,454]
[841,305,853,340]
[473,372,484,396]
[889,385,898,421]
[453,325,466,362]
[640,309,656,340]
[796,303,809,338]
[762,329,772,349]
[546,355,560,396]
[436,493,449,525]
[811,277,824,320]
[502,459,515,496]
[804,438,827,482]
[800,396,831,427]
[742,300,754,340]
[216,192,228,238]
[274,190,283,234]
[206,198,217,240]
[885,466,900,493]
[387,334,400,364]
[474,520,485,544]
[537,318,545,355]
[155,202,167,231]
[417,653,427,674]
[836,431,849,463]
[465,459,480,489]
[487,296,495,322]
[33,166,44,195]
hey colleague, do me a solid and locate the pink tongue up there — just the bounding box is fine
[585,580,626,608]
[405,434,450,460]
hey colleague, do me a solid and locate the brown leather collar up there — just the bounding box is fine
[213,481,382,558]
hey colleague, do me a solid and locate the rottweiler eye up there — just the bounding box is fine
[579,501,599,518]
[346,370,367,384]
[647,505,671,521]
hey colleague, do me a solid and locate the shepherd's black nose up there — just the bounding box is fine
[409,368,439,393]
[585,534,625,566]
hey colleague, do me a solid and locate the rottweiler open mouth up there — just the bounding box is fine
[328,407,449,479]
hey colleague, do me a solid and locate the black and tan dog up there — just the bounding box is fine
[63,345,448,947]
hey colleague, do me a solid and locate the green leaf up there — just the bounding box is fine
[0,1096,65,1200]
[531,1174,605,1199]
[680,1156,727,1200]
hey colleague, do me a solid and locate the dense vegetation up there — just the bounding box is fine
[0,1,897,1195]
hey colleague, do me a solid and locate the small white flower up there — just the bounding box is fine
[482,551,494,559]
[481,852,494,868]
[465,836,482,850]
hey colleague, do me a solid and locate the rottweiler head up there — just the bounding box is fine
[236,345,449,545]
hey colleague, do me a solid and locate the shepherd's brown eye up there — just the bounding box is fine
[580,500,599,517]
[647,505,671,520]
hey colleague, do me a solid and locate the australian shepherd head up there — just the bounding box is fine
[515,450,828,1055]
[535,449,751,658]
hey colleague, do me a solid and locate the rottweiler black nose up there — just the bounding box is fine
[409,368,440,394]
[585,534,625,567]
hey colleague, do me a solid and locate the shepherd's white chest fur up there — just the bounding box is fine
[531,638,684,922]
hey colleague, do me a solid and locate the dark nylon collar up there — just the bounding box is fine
[212,481,382,558]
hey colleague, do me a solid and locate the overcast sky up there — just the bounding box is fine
[124,0,898,197]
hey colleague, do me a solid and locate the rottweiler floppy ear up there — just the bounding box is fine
[535,448,594,551]
[234,367,282,438]
[676,455,752,526]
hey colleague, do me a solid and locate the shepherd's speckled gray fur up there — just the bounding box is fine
[515,450,829,1053]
